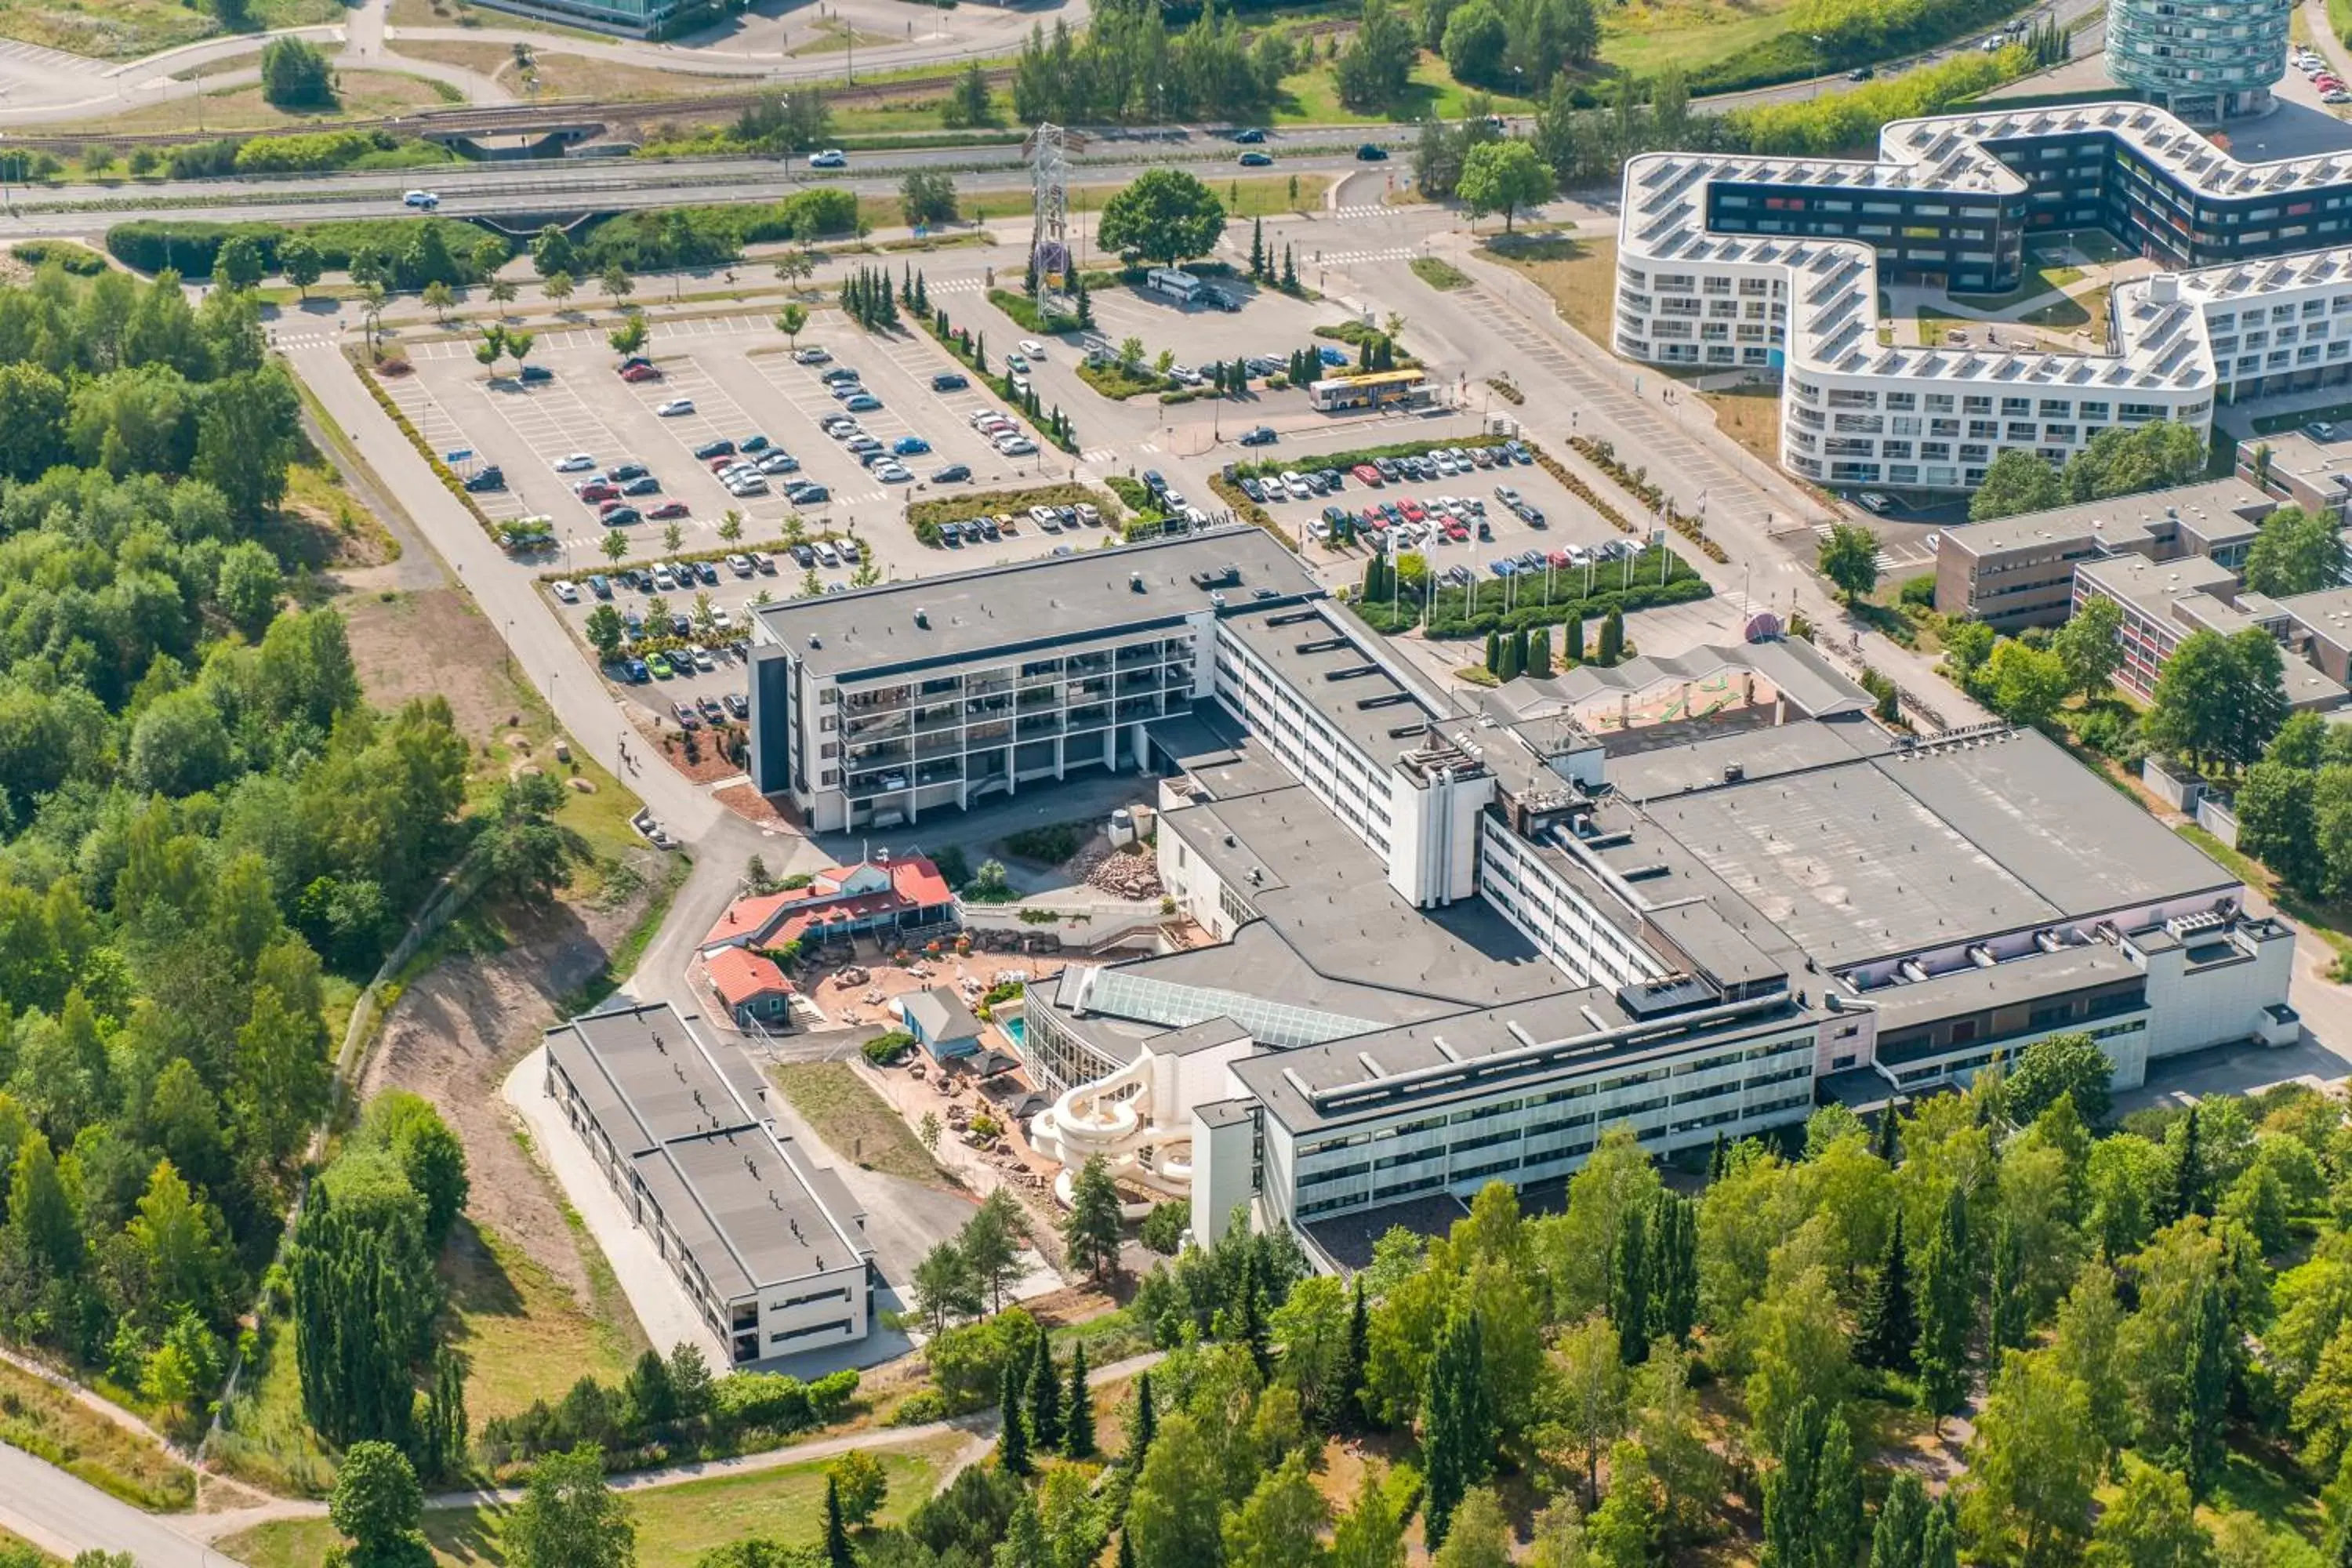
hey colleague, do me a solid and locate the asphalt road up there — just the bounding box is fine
[0,1441,245,1568]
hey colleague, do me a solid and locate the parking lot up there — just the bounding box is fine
[1230,433,1651,588]
[397,306,1083,579]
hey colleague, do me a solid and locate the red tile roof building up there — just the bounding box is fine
[702,855,956,954]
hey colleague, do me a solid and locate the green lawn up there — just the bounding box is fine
[439,1216,644,1425]
[1596,0,1811,79]
[209,1313,340,1497]
[0,1358,195,1512]
[0,0,339,56]
[220,1439,956,1568]
[771,1062,952,1187]
[1276,52,1534,124]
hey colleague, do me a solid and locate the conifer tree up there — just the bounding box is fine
[1762,1398,1824,1568]
[1131,1370,1156,1463]
[1875,1106,1901,1166]
[1610,1203,1650,1365]
[1988,1211,2030,1356]
[1027,1337,1063,1451]
[1869,1472,1931,1568]
[1343,1276,1371,1429]
[1525,623,1552,678]
[1857,1212,1917,1374]
[999,1361,1031,1475]
[826,1475,854,1568]
[1250,217,1265,279]
[1597,607,1626,665]
[1707,1131,1729,1181]
[1497,629,1523,682]
[1566,609,1587,666]
[1485,628,1503,676]
[1813,1410,1864,1568]
[2164,1105,2209,1222]
[1065,1341,1095,1457]
[1239,1248,1272,1377]
[1916,1185,1973,1428]
[1422,1310,1497,1548]
[1646,1192,1698,1349]
[1283,245,1298,292]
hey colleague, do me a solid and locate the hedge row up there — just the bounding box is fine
[1570,436,1730,564]
[107,216,504,280]
[1230,432,1507,482]
[906,481,1115,528]
[1352,555,1712,640]
[358,361,499,539]
[13,240,107,276]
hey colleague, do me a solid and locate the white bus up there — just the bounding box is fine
[1147,267,1203,303]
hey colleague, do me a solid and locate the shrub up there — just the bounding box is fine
[862,1030,917,1066]
[1003,823,1083,864]
[1900,573,1937,608]
[12,240,106,275]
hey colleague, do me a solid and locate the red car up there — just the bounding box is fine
[648,501,691,521]
[597,498,630,517]
[1352,463,1384,487]
[620,363,662,383]
[1442,520,1469,542]
[1360,506,1385,529]
[1399,498,1427,523]
[576,481,619,503]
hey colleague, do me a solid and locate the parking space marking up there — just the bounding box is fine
[408,313,775,362]
[476,377,630,471]
[376,373,525,521]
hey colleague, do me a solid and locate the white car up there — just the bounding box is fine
[1857,490,1896,514]
[554,452,597,472]
[808,149,848,169]
[656,398,695,416]
[794,347,832,364]
[403,189,439,209]
[1018,338,1047,359]
[551,579,579,602]
[996,434,1038,456]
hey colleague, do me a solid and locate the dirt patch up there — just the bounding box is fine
[358,891,655,1304]
[715,781,794,828]
[648,717,749,783]
[343,587,518,744]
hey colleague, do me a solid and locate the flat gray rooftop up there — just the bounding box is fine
[1941,478,2269,558]
[1231,982,1812,1134]
[547,1002,765,1149]
[2074,548,2241,627]
[1162,783,1565,1011]
[546,1002,870,1301]
[1864,940,2145,1037]
[753,526,1319,680]
[1604,725,2240,967]
[1213,598,1450,767]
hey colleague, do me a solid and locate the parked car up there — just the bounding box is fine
[603,506,642,526]
[622,475,661,495]
[621,363,662,383]
[758,452,800,474]
[931,372,970,391]
[933,463,972,483]
[648,501,690,521]
[727,553,753,576]
[892,435,932,455]
[463,466,506,492]
[694,438,736,459]
[656,398,695,416]
[795,346,832,365]
[556,452,597,473]
[518,365,554,384]
[844,394,883,412]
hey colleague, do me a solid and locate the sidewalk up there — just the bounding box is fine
[502,1045,720,1366]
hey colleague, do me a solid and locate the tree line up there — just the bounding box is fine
[1011,0,1299,127]
[0,258,479,1432]
[1968,421,2210,523]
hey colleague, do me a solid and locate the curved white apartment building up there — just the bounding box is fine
[1614,99,2352,494]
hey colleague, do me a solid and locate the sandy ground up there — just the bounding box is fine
[343,586,530,743]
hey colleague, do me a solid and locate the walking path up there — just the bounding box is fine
[188,1348,1167,1542]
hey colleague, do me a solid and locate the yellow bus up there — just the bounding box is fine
[1307,369,1431,412]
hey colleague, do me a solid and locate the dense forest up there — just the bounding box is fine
[0,259,478,1441]
[861,1037,2352,1568]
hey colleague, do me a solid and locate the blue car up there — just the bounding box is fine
[1319,346,1349,367]
[1489,559,1518,577]
[741,434,771,453]
[892,435,931,456]
[624,657,649,682]
[844,394,883,412]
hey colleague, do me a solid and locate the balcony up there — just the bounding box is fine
[1018,713,1063,739]
[913,705,961,733]
[842,687,909,716]
[1067,703,1112,732]
[1018,686,1060,711]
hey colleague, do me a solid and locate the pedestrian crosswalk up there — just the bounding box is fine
[1322,246,1420,266]
[1331,205,1398,220]
[1080,447,1118,464]
[274,331,336,350]
[928,278,983,295]
[1813,521,1896,572]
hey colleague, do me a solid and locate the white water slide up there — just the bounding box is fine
[1027,1054,1192,1214]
